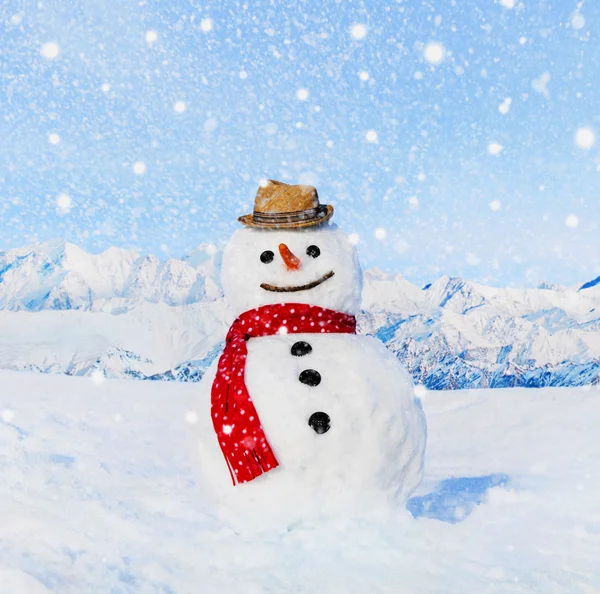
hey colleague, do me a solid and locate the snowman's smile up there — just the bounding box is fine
[260,271,335,293]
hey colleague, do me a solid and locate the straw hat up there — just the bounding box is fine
[238,179,334,229]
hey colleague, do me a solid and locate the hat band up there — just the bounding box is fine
[252,206,325,225]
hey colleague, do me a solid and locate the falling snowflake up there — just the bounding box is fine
[40,42,60,59]
[565,215,579,228]
[48,133,60,145]
[296,88,309,101]
[350,24,368,40]
[498,98,512,115]
[145,31,157,43]
[488,142,504,155]
[532,72,551,99]
[1,408,15,423]
[57,193,72,213]
[201,18,213,32]
[365,130,378,143]
[424,42,445,65]
[413,385,427,398]
[358,71,370,81]
[133,161,146,175]
[408,196,420,209]
[489,200,502,212]
[174,101,186,114]
[101,83,111,93]
[348,233,360,245]
[374,228,386,240]
[499,0,515,8]
[575,128,595,150]
[571,13,585,30]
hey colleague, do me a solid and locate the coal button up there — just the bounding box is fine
[299,369,321,386]
[291,341,312,357]
[308,412,330,434]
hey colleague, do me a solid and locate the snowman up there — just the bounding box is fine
[192,180,426,530]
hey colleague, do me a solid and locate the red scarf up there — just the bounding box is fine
[211,302,357,485]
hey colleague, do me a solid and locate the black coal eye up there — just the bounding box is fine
[260,250,275,264]
[306,245,320,258]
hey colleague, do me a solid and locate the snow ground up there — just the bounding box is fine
[0,371,598,593]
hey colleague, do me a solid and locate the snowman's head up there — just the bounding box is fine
[221,223,362,316]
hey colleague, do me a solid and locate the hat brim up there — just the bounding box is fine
[238,204,334,229]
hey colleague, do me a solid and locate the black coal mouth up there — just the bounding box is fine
[260,271,334,293]
[308,411,331,434]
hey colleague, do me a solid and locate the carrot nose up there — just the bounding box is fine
[279,243,301,271]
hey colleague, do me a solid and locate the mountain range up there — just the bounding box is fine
[1,238,600,389]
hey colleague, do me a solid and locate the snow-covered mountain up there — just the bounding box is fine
[0,239,222,312]
[2,239,600,389]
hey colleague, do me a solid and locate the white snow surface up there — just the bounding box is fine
[194,334,426,530]
[0,371,598,593]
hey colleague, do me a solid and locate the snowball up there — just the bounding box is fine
[146,31,157,43]
[488,142,504,155]
[193,333,426,531]
[48,133,60,145]
[374,228,386,240]
[350,23,368,40]
[200,18,213,32]
[365,129,378,143]
[489,200,502,212]
[40,42,60,60]
[174,101,186,114]
[575,127,595,150]
[133,161,146,175]
[296,88,309,101]
[424,42,445,65]
[565,215,579,228]
[221,224,363,317]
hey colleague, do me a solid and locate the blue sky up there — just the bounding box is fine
[0,0,598,288]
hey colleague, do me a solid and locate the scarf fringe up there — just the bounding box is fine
[225,447,279,485]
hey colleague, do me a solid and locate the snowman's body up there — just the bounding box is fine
[193,222,426,529]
